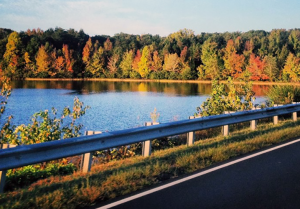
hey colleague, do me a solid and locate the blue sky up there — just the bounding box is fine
[0,0,299,37]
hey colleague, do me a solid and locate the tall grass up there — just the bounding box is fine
[1,119,300,209]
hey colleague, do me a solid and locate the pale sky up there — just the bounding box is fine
[0,0,299,37]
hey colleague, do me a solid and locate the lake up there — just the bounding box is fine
[4,80,269,132]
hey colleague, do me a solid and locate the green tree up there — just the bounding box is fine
[86,46,105,77]
[120,50,134,78]
[263,55,279,81]
[198,40,222,80]
[289,30,300,57]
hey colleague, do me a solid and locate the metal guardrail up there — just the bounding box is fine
[0,104,300,171]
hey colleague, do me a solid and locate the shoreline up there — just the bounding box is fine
[23,78,300,86]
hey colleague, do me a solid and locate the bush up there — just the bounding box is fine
[5,163,76,191]
[196,77,255,116]
[266,85,300,105]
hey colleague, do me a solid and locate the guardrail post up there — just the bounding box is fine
[292,102,298,121]
[187,116,201,146]
[187,116,196,146]
[250,107,259,130]
[0,144,16,193]
[142,122,159,157]
[81,131,102,173]
[222,111,235,136]
[250,120,257,130]
[273,104,282,125]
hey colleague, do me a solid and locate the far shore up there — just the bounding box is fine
[23,78,300,86]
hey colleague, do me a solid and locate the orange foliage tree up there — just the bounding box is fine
[132,50,141,72]
[247,54,269,81]
[62,44,73,75]
[104,38,113,51]
[82,37,93,65]
[223,40,245,79]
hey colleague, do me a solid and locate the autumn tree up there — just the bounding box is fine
[178,46,193,80]
[247,54,268,81]
[82,37,93,65]
[53,55,64,74]
[35,45,51,77]
[163,53,180,73]
[138,46,151,78]
[180,46,188,62]
[151,51,162,72]
[23,52,35,77]
[131,49,142,78]
[3,31,22,78]
[282,53,300,82]
[104,38,113,51]
[62,44,73,77]
[120,50,134,78]
[107,54,119,77]
[223,39,245,79]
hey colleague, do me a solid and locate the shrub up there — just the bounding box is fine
[266,85,300,105]
[196,77,255,116]
[5,163,76,191]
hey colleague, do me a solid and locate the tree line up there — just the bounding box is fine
[1,27,300,82]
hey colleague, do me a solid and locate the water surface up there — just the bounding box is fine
[5,80,268,132]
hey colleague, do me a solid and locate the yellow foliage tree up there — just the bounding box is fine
[138,46,151,78]
[3,31,22,77]
[282,53,300,82]
[35,45,50,77]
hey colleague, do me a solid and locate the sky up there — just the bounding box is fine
[0,0,300,37]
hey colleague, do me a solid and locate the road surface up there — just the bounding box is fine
[94,139,300,209]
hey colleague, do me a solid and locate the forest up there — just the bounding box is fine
[0,27,300,81]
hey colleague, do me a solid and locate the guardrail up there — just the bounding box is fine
[0,103,300,193]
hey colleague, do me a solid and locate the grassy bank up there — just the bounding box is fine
[1,118,300,208]
[24,77,300,86]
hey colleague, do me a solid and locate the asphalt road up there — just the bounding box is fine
[96,139,300,209]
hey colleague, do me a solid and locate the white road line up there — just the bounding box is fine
[97,138,300,209]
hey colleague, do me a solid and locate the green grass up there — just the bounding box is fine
[1,118,300,209]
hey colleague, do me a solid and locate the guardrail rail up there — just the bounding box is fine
[0,104,299,193]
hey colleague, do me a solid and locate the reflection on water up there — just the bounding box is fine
[7,80,268,132]
[11,80,268,96]
[12,80,213,96]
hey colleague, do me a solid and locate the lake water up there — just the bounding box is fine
[4,80,269,132]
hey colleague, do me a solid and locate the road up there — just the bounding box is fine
[95,139,300,209]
